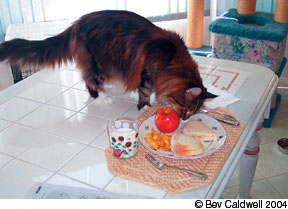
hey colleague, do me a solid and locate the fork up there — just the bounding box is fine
[200,108,240,126]
[145,154,208,180]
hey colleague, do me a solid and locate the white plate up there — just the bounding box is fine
[139,113,227,160]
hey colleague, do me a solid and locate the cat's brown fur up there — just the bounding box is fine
[0,10,215,119]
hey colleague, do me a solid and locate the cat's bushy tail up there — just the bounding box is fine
[0,26,74,69]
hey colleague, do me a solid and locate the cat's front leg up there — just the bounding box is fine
[87,86,99,98]
[137,95,151,110]
[137,75,153,110]
[82,64,105,99]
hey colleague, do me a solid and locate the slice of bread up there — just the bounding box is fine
[171,133,204,156]
[183,120,217,141]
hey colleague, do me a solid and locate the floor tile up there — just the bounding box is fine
[81,98,135,120]
[18,105,75,132]
[225,165,264,189]
[269,112,288,138]
[48,88,93,111]
[18,82,68,103]
[258,127,279,145]
[222,186,239,199]
[277,99,288,114]
[0,153,13,168]
[0,119,11,131]
[276,88,288,114]
[0,159,53,198]
[18,134,85,171]
[268,174,288,198]
[0,97,41,122]
[54,113,107,144]
[59,146,114,189]
[105,176,165,199]
[44,70,82,87]
[0,124,46,156]
[249,179,283,199]
[257,143,288,178]
[90,131,109,150]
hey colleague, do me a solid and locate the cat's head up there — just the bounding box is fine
[147,35,217,119]
[155,74,217,120]
[167,87,216,120]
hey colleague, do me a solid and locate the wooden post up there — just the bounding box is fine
[274,0,288,23]
[186,0,204,49]
[237,0,257,15]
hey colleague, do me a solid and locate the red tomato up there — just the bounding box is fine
[155,107,180,133]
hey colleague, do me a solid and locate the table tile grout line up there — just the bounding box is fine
[0,119,16,134]
[0,97,42,119]
[1,139,98,175]
[52,144,108,187]
[2,66,286,198]
[52,126,107,147]
[16,84,70,102]
[9,92,110,143]
[0,112,105,166]
[44,172,103,192]
[13,82,81,132]
[102,176,117,192]
[11,121,98,147]
[16,83,71,105]
[79,101,137,121]
[0,155,17,170]
[0,135,45,161]
[86,130,107,147]
[120,103,138,117]
[15,86,97,117]
[14,143,88,174]
[42,79,82,89]
[6,92,77,125]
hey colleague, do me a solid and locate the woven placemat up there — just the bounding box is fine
[104,104,245,194]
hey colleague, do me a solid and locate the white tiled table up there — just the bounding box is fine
[0,56,278,198]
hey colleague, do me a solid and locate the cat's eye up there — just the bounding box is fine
[182,109,187,114]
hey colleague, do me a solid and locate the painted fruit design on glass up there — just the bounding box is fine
[110,130,139,158]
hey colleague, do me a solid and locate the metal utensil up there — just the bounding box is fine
[200,109,240,126]
[145,154,208,180]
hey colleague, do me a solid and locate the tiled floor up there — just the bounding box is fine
[222,84,288,199]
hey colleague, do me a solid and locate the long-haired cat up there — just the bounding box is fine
[0,10,215,120]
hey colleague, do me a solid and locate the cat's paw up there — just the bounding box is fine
[137,101,151,110]
[94,92,113,105]
[87,87,99,98]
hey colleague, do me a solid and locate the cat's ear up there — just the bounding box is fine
[204,87,217,99]
[146,38,176,65]
[205,91,217,99]
[185,87,202,101]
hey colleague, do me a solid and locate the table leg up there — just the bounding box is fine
[239,124,262,199]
